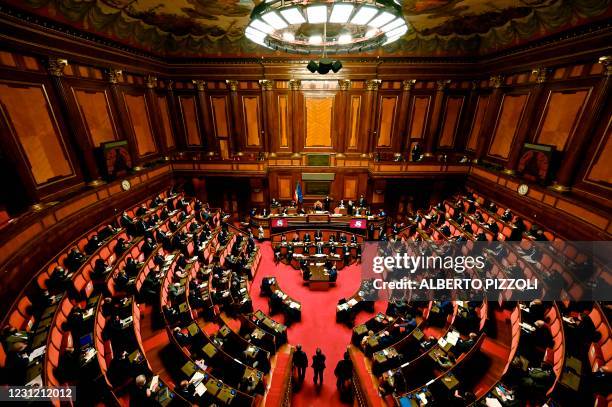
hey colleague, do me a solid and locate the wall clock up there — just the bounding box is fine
[518,184,529,196]
[121,179,131,191]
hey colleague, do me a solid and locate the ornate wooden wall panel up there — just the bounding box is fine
[347,95,361,151]
[277,93,290,150]
[585,117,612,186]
[178,96,202,146]
[241,95,261,148]
[534,89,590,151]
[72,88,117,147]
[438,96,464,148]
[0,82,75,186]
[408,95,431,139]
[123,93,157,157]
[376,96,398,148]
[466,95,489,151]
[304,95,334,149]
[157,95,175,150]
[488,93,529,160]
[210,96,230,139]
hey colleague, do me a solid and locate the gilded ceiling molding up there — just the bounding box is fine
[106,68,123,84]
[226,80,239,91]
[258,79,274,91]
[436,79,451,91]
[145,75,157,89]
[599,56,611,76]
[366,79,381,91]
[192,80,206,91]
[289,79,301,91]
[402,79,416,91]
[490,75,505,88]
[532,67,550,84]
[338,79,351,91]
[47,57,68,77]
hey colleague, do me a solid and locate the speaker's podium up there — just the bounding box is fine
[307,265,332,291]
[335,207,348,215]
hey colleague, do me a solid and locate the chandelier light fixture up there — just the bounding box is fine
[245,0,408,54]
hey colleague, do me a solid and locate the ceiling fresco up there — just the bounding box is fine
[3,0,611,58]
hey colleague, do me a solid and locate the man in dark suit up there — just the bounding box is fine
[293,344,308,383]
[324,196,332,212]
[358,194,367,208]
[312,348,326,386]
[315,230,323,243]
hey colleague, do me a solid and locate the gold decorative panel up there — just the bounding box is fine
[535,90,589,151]
[305,96,333,148]
[157,96,175,149]
[242,96,261,147]
[278,95,289,148]
[348,96,361,149]
[488,94,529,159]
[377,96,397,147]
[210,96,229,138]
[0,83,73,185]
[466,95,489,151]
[124,93,157,157]
[409,96,430,138]
[438,96,464,148]
[74,89,116,146]
[179,96,201,146]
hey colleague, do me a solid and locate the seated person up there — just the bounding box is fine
[456,332,478,354]
[131,374,158,406]
[114,270,130,290]
[48,266,71,291]
[84,235,101,255]
[91,258,110,280]
[65,248,86,271]
[303,232,311,242]
[114,238,128,256]
[173,327,190,346]
[142,238,156,258]
[339,233,347,243]
[175,380,195,401]
[421,335,437,351]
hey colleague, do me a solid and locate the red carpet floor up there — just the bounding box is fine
[250,242,386,407]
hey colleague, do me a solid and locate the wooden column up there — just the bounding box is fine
[144,75,166,156]
[398,79,416,152]
[474,75,505,163]
[166,80,186,151]
[424,79,449,157]
[193,80,216,153]
[259,79,275,154]
[504,67,550,174]
[364,79,381,153]
[47,57,102,184]
[336,79,351,155]
[289,79,302,156]
[552,56,612,192]
[226,79,240,155]
[106,68,140,167]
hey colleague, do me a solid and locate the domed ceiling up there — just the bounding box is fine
[3,0,611,58]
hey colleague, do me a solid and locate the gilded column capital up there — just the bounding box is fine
[338,79,351,90]
[366,79,381,91]
[192,80,206,91]
[226,80,239,91]
[532,67,550,84]
[258,79,274,91]
[436,79,451,91]
[106,68,123,84]
[289,79,302,91]
[145,75,157,89]
[490,75,505,88]
[47,57,68,77]
[402,79,416,91]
